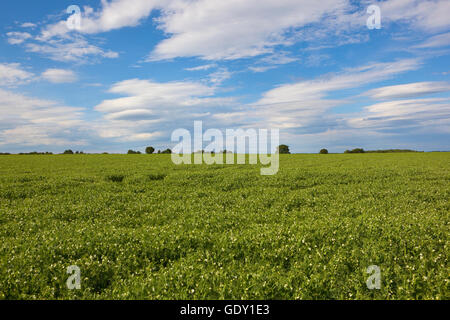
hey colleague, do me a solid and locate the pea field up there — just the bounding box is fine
[0,153,448,299]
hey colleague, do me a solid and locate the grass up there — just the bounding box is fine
[106,174,125,183]
[0,153,448,299]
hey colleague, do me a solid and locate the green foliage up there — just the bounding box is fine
[106,174,125,183]
[0,153,448,299]
[320,149,329,154]
[366,149,420,153]
[17,152,53,155]
[345,148,365,154]
[145,147,155,154]
[277,145,290,154]
[63,150,74,155]
[127,150,141,155]
[161,149,172,154]
[148,173,166,181]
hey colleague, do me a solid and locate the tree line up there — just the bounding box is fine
[0,146,422,155]
[127,147,172,154]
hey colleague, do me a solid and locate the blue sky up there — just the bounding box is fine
[0,0,449,153]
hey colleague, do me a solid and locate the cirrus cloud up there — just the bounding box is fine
[41,69,78,83]
[364,82,450,100]
[0,63,35,87]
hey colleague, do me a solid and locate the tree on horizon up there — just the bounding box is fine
[277,145,290,154]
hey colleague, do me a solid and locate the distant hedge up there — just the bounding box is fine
[344,148,365,154]
[366,149,421,153]
[344,148,421,154]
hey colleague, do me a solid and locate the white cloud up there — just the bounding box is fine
[41,69,78,83]
[117,132,163,142]
[208,68,232,85]
[259,52,298,65]
[15,0,450,65]
[213,59,422,133]
[0,88,87,147]
[248,66,277,73]
[149,0,351,61]
[305,54,331,67]
[146,0,449,61]
[18,0,449,65]
[6,32,32,44]
[29,0,331,62]
[380,0,450,32]
[413,32,450,49]
[236,57,450,150]
[0,63,35,87]
[228,62,449,151]
[104,109,155,121]
[25,36,119,63]
[38,1,160,40]
[93,78,235,141]
[10,6,122,64]
[82,0,158,33]
[95,78,232,113]
[185,64,217,71]
[348,98,450,133]
[257,59,421,106]
[94,120,163,144]
[35,0,359,62]
[6,22,119,63]
[21,23,37,28]
[364,82,450,100]
[249,51,298,72]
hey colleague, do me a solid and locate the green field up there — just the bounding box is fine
[0,153,448,299]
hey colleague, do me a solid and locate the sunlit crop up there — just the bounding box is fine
[0,153,448,299]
